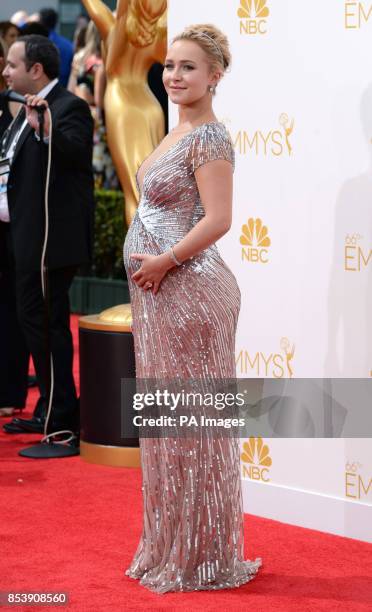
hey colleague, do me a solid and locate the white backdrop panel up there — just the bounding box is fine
[168,0,372,541]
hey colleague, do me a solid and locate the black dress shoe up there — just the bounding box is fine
[4,416,45,434]
[3,422,32,434]
[3,418,79,438]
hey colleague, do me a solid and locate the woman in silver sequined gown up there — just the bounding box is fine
[123,24,262,593]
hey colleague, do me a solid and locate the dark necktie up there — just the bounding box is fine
[1,106,26,158]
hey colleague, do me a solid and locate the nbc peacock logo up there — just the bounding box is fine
[237,0,270,35]
[240,217,271,263]
[241,437,272,481]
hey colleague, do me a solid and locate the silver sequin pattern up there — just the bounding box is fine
[123,122,262,593]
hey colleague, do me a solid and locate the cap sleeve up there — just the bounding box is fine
[186,123,235,173]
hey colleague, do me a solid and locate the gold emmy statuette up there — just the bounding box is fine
[279,113,294,156]
[82,0,167,225]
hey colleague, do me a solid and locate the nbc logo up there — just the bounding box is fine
[237,0,270,35]
[240,217,271,263]
[241,437,272,481]
[345,2,372,29]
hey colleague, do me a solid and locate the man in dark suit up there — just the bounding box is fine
[0,41,29,417]
[1,35,94,439]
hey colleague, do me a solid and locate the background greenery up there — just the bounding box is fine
[88,189,127,280]
[70,190,129,314]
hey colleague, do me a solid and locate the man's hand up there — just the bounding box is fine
[24,94,50,138]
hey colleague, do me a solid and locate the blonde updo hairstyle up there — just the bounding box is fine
[172,24,231,93]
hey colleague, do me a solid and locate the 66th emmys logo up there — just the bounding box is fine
[236,338,295,378]
[238,0,270,35]
[241,437,272,481]
[344,234,372,272]
[345,2,372,28]
[232,113,294,157]
[345,461,372,500]
[240,217,271,263]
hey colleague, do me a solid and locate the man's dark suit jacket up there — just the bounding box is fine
[7,83,94,271]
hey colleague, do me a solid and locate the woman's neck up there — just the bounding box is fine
[176,100,217,130]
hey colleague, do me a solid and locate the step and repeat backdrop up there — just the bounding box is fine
[168,0,372,542]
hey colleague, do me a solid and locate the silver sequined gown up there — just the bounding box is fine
[123,122,262,593]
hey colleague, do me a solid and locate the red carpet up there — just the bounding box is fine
[0,316,371,611]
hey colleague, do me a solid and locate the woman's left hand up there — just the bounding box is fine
[130,252,173,295]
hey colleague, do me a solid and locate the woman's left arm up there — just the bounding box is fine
[130,158,233,294]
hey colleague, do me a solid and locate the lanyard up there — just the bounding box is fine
[0,108,26,160]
